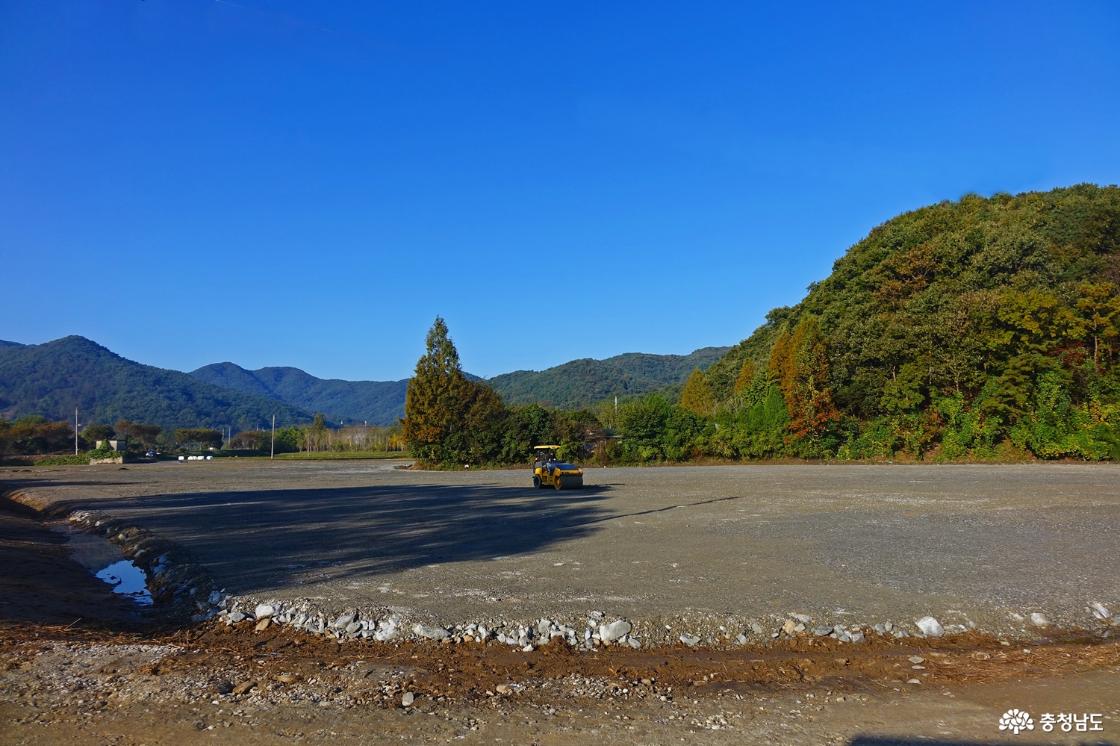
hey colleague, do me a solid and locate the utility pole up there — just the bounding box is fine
[270,414,276,459]
[74,407,79,455]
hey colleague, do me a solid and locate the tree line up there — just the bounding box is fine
[405,187,1120,465]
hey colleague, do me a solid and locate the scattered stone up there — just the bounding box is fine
[970,651,991,661]
[906,678,921,685]
[749,621,765,635]
[344,621,362,635]
[495,684,512,695]
[908,655,925,664]
[231,680,257,696]
[254,618,270,632]
[274,673,297,684]
[1089,602,1110,621]
[401,692,414,707]
[598,620,632,643]
[214,680,234,695]
[915,616,943,637]
[735,633,748,645]
[790,613,813,624]
[254,604,275,619]
[412,624,450,640]
[227,611,245,624]
[1029,612,1050,627]
[333,611,357,629]
[627,637,642,649]
[781,619,798,636]
[848,631,865,644]
[679,634,700,647]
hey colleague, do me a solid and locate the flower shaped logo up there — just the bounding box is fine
[998,709,1035,735]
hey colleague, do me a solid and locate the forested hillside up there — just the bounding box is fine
[680,184,1120,460]
[0,337,309,431]
[488,347,729,410]
[191,363,408,426]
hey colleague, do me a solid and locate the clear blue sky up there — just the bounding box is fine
[2,1,1118,380]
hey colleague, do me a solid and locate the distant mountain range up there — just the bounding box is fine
[190,363,409,427]
[0,336,306,432]
[0,335,728,430]
[487,348,730,410]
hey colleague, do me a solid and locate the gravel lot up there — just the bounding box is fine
[4,460,1119,636]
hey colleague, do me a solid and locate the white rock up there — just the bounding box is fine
[915,616,943,637]
[598,620,632,643]
[412,623,450,640]
[1029,612,1049,627]
[254,604,275,619]
[401,692,414,707]
[679,633,700,647]
[790,613,812,624]
[1089,602,1110,621]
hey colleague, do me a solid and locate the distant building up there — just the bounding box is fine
[95,437,128,452]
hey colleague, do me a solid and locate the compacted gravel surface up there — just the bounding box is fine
[3,460,1118,637]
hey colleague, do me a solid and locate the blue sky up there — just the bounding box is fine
[2,1,1118,380]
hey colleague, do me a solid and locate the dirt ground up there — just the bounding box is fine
[2,463,1119,743]
[3,460,1119,637]
[3,614,1119,744]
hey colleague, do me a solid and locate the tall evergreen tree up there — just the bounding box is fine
[403,317,473,463]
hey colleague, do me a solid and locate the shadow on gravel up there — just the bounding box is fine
[29,484,614,596]
[0,499,157,631]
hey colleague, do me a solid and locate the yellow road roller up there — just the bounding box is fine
[531,445,584,490]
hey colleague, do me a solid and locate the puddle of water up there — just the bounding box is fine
[95,560,154,606]
[51,522,154,607]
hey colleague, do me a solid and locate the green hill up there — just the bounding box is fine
[191,363,408,426]
[0,336,309,431]
[701,184,1120,460]
[487,347,730,410]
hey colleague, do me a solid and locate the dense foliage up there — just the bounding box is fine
[683,184,1120,461]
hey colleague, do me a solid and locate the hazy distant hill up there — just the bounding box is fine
[0,336,308,431]
[191,363,408,426]
[487,347,731,410]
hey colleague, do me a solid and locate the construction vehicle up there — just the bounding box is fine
[531,445,584,490]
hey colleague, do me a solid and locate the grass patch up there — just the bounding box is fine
[31,453,92,466]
